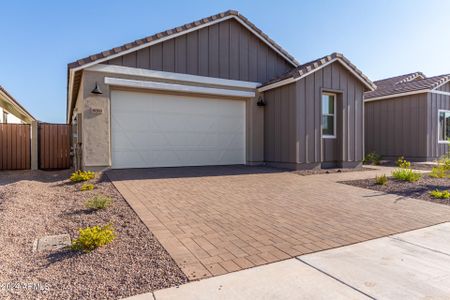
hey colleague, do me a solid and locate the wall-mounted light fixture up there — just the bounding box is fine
[91,82,103,95]
[256,96,266,107]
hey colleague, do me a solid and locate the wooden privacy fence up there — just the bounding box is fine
[0,124,31,170]
[38,123,71,169]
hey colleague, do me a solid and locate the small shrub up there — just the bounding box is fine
[364,152,381,165]
[429,166,447,178]
[85,195,112,210]
[375,174,388,185]
[396,156,411,169]
[70,170,95,182]
[392,168,421,182]
[80,183,95,191]
[429,189,450,199]
[72,224,116,252]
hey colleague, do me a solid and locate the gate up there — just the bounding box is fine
[0,124,31,170]
[38,123,71,169]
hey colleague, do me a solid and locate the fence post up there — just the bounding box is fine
[31,121,38,170]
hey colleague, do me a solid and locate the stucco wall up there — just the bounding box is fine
[0,107,24,124]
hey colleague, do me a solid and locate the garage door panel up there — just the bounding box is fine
[111,90,246,168]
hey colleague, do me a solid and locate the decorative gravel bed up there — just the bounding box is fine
[295,166,374,176]
[0,170,187,300]
[341,173,450,205]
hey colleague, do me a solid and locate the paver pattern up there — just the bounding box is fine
[107,166,450,280]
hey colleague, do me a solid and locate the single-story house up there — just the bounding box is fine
[365,72,450,161]
[67,10,375,171]
[0,85,35,124]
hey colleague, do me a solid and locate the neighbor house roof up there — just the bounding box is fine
[258,52,376,92]
[365,72,450,100]
[67,9,300,122]
[0,85,35,123]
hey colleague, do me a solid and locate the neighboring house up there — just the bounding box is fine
[365,72,450,161]
[67,10,375,171]
[0,85,35,124]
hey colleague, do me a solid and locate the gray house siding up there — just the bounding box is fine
[106,18,293,83]
[427,82,450,159]
[366,81,450,162]
[365,94,428,160]
[263,62,365,169]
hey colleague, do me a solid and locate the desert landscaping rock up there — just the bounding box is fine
[341,174,450,204]
[33,234,71,253]
[0,170,187,300]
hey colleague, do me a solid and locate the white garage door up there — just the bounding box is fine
[111,90,246,169]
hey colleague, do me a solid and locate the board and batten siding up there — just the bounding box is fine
[365,94,428,160]
[105,18,293,83]
[264,61,365,167]
[427,81,450,159]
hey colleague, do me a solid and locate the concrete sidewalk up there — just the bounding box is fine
[125,222,450,300]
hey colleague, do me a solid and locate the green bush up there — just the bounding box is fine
[85,195,112,210]
[391,168,421,182]
[80,183,95,191]
[396,156,411,169]
[70,170,95,182]
[363,152,381,165]
[375,174,388,185]
[429,189,450,199]
[72,224,116,252]
[429,166,448,178]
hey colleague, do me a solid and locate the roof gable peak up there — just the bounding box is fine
[68,10,299,71]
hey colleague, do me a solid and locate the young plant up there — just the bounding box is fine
[375,174,388,185]
[85,195,112,210]
[429,166,447,179]
[80,183,95,191]
[429,189,450,199]
[391,168,421,182]
[72,224,116,252]
[396,156,411,169]
[70,170,95,182]
[363,152,381,165]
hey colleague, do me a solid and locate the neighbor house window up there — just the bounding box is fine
[438,110,450,143]
[2,111,7,123]
[322,93,336,138]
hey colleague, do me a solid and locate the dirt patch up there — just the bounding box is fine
[0,170,187,300]
[341,173,450,205]
[295,167,374,176]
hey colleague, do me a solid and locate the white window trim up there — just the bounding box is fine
[322,92,337,139]
[438,109,450,144]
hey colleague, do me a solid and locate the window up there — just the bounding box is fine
[438,110,450,143]
[322,93,336,138]
[2,111,7,124]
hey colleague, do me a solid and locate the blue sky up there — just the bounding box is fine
[1,0,449,122]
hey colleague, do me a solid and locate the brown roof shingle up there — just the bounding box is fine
[365,72,450,99]
[67,10,299,70]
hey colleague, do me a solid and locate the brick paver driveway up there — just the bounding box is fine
[107,166,450,280]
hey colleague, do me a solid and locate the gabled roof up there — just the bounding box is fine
[67,9,300,122]
[67,10,299,70]
[365,72,450,100]
[0,85,35,123]
[258,52,376,92]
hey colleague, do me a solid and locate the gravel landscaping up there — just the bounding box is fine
[295,166,373,176]
[341,173,450,205]
[0,170,187,300]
